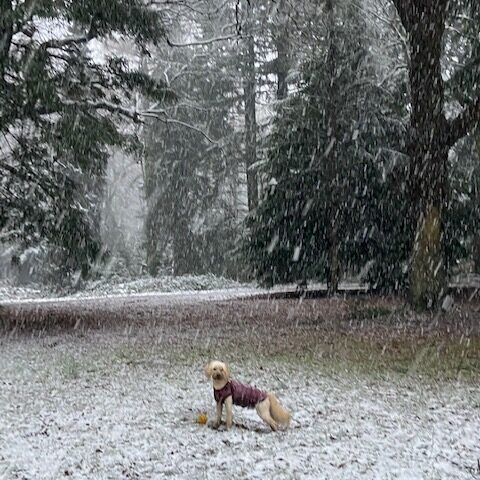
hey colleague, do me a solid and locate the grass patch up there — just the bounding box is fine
[141,332,480,381]
[257,335,480,380]
[56,344,150,380]
[349,305,394,321]
[112,345,148,367]
[60,354,83,379]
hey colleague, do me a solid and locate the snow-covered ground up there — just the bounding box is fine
[0,329,478,480]
[0,275,253,303]
[0,285,261,307]
[0,275,369,307]
[2,271,478,306]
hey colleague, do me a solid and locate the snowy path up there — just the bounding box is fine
[0,331,479,480]
[0,282,369,307]
[0,286,262,307]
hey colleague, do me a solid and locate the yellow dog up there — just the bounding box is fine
[204,361,291,431]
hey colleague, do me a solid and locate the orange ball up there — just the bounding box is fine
[197,413,208,424]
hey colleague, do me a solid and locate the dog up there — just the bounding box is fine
[204,360,290,431]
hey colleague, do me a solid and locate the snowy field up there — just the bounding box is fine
[0,297,479,479]
[0,294,480,480]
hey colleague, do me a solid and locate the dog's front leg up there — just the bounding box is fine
[213,401,223,429]
[225,396,233,430]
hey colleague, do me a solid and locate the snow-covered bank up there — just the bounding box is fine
[0,275,367,307]
[3,272,480,307]
[0,274,254,305]
[0,285,261,307]
[0,331,478,480]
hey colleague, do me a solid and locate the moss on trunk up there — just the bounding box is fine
[409,205,447,309]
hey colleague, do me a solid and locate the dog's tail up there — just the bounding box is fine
[267,393,291,427]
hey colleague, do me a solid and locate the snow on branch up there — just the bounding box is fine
[58,101,217,144]
[40,36,89,50]
[166,34,241,47]
[60,99,141,122]
[147,0,230,17]
[391,0,413,33]
[36,96,217,144]
[141,110,217,144]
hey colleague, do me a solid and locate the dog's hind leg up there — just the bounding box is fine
[256,399,278,431]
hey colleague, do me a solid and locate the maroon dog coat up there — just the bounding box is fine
[214,380,268,408]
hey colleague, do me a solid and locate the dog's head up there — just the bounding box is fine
[204,360,230,382]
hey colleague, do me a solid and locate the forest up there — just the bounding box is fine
[1,0,480,309]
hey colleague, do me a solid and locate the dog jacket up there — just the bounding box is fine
[214,380,268,408]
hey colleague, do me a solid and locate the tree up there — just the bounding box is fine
[391,0,480,308]
[242,2,259,212]
[246,0,393,288]
[101,149,146,277]
[0,0,172,283]
[323,0,341,294]
[142,1,243,277]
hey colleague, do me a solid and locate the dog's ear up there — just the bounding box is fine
[204,362,213,379]
[224,363,230,379]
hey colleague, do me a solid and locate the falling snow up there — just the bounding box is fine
[1,0,480,478]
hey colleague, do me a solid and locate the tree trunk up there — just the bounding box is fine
[172,217,192,276]
[143,125,162,276]
[406,3,449,309]
[409,204,447,308]
[145,207,161,276]
[275,37,288,100]
[325,0,340,295]
[274,0,289,101]
[244,9,258,212]
[0,0,13,81]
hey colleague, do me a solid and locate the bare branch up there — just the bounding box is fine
[352,0,410,67]
[377,64,408,87]
[39,98,216,144]
[40,36,88,50]
[141,107,168,116]
[141,110,217,144]
[391,0,412,33]
[148,0,230,16]
[166,34,241,47]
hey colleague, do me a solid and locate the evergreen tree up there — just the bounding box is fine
[246,1,401,287]
[0,0,172,283]
[142,3,242,277]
